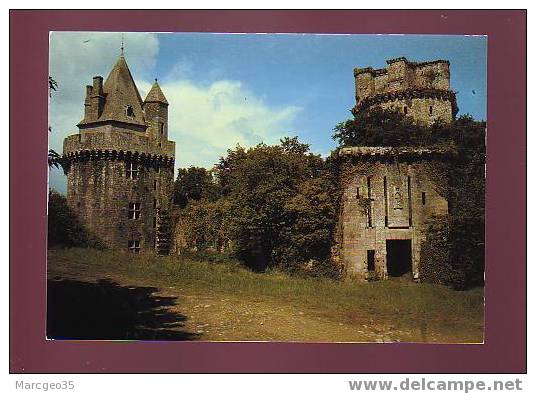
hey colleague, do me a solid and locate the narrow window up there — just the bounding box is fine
[155,165,160,174]
[126,162,139,179]
[383,176,388,227]
[128,240,140,253]
[408,176,413,227]
[422,192,426,205]
[367,250,375,272]
[128,202,141,220]
[159,123,164,135]
[366,176,373,228]
[126,105,135,117]
[153,198,157,209]
[153,179,158,191]
[153,216,157,229]
[356,186,360,199]
[403,106,408,115]
[429,105,433,116]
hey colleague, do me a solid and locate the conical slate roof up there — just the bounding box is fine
[144,79,169,105]
[98,55,146,126]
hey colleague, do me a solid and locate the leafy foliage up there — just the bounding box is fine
[173,167,220,208]
[48,190,102,249]
[333,106,453,148]
[47,76,67,173]
[174,198,232,253]
[174,137,341,277]
[48,149,66,172]
[441,115,486,289]
[48,76,58,96]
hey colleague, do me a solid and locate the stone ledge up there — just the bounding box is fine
[338,146,456,158]
[63,131,175,159]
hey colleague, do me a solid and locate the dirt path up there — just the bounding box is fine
[116,279,433,343]
[48,265,481,343]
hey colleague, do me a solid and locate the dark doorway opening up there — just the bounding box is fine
[386,239,412,278]
[367,250,375,271]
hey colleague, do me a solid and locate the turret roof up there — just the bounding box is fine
[144,79,169,105]
[98,55,146,126]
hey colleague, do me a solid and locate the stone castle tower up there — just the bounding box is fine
[62,53,175,254]
[339,57,455,281]
[353,57,458,125]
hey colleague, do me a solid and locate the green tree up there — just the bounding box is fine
[47,190,102,249]
[215,137,340,274]
[333,106,452,148]
[173,167,220,208]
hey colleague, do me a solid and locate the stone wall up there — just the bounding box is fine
[339,153,449,281]
[66,156,174,252]
[144,102,169,143]
[355,58,451,100]
[63,126,175,253]
[376,97,453,125]
[353,57,454,125]
[64,126,175,158]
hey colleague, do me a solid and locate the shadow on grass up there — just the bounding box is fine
[47,278,199,341]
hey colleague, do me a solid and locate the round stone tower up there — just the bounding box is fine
[353,57,458,125]
[62,54,176,254]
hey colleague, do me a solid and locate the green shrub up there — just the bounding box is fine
[47,189,102,249]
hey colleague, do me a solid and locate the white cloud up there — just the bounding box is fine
[48,32,301,191]
[160,79,301,168]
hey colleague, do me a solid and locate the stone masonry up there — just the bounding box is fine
[62,54,175,254]
[353,57,458,125]
[340,58,455,281]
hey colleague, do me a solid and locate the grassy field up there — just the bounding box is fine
[47,248,484,343]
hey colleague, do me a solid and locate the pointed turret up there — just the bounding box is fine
[144,79,168,105]
[79,54,147,128]
[143,79,169,140]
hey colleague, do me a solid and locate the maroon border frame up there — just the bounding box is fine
[10,10,526,373]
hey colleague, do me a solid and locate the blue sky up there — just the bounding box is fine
[49,33,487,193]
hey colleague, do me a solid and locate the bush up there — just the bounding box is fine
[47,189,102,249]
[420,216,455,285]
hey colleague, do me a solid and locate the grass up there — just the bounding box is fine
[47,248,484,343]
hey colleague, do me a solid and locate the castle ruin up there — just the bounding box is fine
[61,54,456,275]
[339,57,455,281]
[62,54,175,254]
[353,57,458,125]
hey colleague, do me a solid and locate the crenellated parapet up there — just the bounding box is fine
[62,149,174,169]
[63,130,175,160]
[353,57,455,125]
